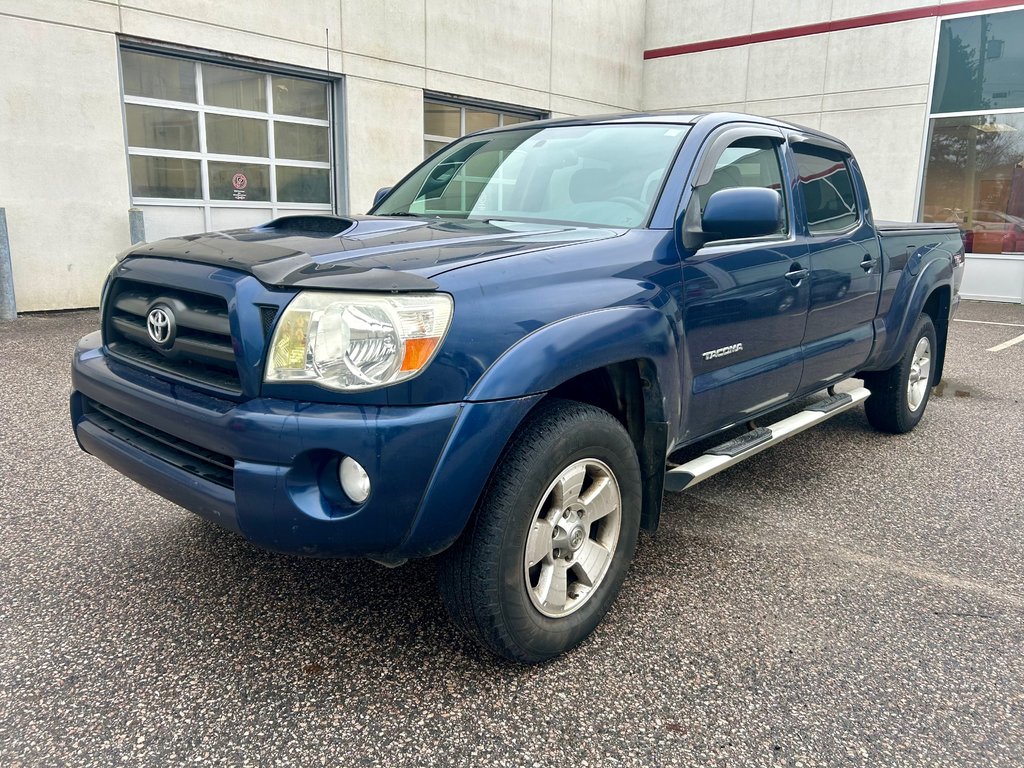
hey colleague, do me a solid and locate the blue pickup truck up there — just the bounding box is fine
[71,112,964,662]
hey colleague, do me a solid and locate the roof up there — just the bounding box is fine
[474,110,847,151]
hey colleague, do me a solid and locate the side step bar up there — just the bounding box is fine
[664,387,871,493]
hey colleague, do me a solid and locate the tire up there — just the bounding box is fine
[863,313,937,434]
[437,398,642,664]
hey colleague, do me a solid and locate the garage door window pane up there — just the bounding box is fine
[272,76,328,119]
[465,109,500,133]
[203,63,266,112]
[425,103,460,138]
[275,122,329,162]
[129,156,201,199]
[205,114,268,157]
[423,99,545,159]
[209,162,270,201]
[122,51,196,103]
[277,166,330,203]
[123,49,334,214]
[126,104,199,151]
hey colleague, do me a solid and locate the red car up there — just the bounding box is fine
[969,210,1024,254]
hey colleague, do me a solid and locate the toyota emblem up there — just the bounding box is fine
[146,306,175,347]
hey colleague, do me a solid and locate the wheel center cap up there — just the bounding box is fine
[568,526,585,551]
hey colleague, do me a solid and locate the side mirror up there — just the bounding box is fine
[700,187,782,243]
[372,186,392,208]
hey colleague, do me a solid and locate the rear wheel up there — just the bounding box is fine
[863,313,937,434]
[437,399,641,663]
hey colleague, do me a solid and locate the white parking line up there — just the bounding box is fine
[953,319,1024,328]
[988,333,1024,352]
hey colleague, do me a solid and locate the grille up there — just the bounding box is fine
[104,279,241,394]
[258,305,279,339]
[82,398,235,488]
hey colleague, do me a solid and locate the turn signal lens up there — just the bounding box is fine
[400,337,441,371]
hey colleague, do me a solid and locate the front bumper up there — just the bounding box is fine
[71,332,472,558]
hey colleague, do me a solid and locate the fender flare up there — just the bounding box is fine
[870,257,953,372]
[393,306,683,558]
[467,305,681,417]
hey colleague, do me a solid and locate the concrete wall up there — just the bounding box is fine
[1,5,130,313]
[7,0,1012,310]
[0,0,646,311]
[643,0,940,222]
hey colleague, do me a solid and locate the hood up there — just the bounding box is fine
[124,215,625,292]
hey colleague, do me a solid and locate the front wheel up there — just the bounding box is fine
[437,399,641,663]
[863,313,937,434]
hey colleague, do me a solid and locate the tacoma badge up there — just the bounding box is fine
[702,343,743,361]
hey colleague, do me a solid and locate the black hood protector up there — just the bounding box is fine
[124,215,622,292]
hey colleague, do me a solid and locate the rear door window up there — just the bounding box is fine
[794,146,859,234]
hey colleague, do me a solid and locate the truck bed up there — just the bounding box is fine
[874,220,961,235]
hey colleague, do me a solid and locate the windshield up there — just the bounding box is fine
[372,123,690,228]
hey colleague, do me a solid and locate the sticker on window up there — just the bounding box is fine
[232,172,247,200]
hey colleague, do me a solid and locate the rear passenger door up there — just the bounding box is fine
[680,127,810,440]
[791,141,882,392]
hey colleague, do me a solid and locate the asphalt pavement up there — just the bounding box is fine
[1,300,1022,767]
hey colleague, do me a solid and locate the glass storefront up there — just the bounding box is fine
[921,8,1024,256]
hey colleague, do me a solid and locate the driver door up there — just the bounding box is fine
[679,128,810,440]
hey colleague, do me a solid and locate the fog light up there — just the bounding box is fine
[339,456,371,503]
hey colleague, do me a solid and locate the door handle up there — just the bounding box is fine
[785,265,809,284]
[861,254,878,272]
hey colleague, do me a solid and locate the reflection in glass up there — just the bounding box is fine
[129,156,202,199]
[205,114,268,157]
[277,166,331,203]
[208,161,270,201]
[272,76,328,119]
[275,122,329,162]
[932,9,1024,113]
[921,113,1024,253]
[126,104,199,151]
[203,63,266,111]
[378,124,689,228]
[793,147,858,233]
[122,51,196,102]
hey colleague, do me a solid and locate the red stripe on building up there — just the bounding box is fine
[644,0,1024,60]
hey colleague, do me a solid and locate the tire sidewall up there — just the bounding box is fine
[897,315,937,430]
[491,407,641,660]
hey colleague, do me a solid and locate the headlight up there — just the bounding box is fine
[265,291,453,391]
